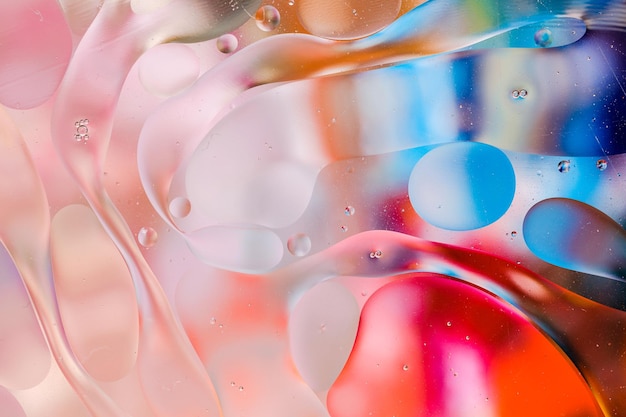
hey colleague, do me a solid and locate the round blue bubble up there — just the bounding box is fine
[408,142,516,231]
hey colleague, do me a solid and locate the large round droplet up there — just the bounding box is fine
[523,198,626,280]
[138,44,200,97]
[138,227,158,248]
[186,225,283,273]
[287,233,312,257]
[255,5,281,31]
[408,143,515,231]
[296,0,401,40]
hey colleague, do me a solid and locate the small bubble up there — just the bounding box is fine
[216,33,238,54]
[340,225,348,232]
[230,381,236,387]
[238,386,244,391]
[74,118,90,143]
[344,205,355,216]
[557,160,571,173]
[169,197,191,218]
[446,321,452,327]
[534,27,553,47]
[519,89,528,98]
[511,90,520,98]
[536,170,543,176]
[511,231,517,238]
[210,317,216,325]
[319,323,326,333]
[402,364,409,371]
[287,233,312,257]
[255,5,280,31]
[369,250,383,259]
[288,0,294,4]
[465,335,470,341]
[597,159,608,171]
[138,227,158,248]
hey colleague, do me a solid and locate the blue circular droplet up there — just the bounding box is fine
[408,142,516,231]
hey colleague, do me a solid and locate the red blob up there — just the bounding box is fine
[328,273,603,417]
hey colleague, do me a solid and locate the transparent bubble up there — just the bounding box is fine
[344,205,355,216]
[519,89,528,98]
[402,364,409,371]
[597,159,608,171]
[369,250,382,259]
[216,34,238,54]
[511,90,520,98]
[137,227,158,248]
[287,233,312,257]
[340,225,348,232]
[255,5,281,31]
[558,160,571,173]
[511,231,517,238]
[169,197,191,218]
[534,28,553,47]
[446,321,452,327]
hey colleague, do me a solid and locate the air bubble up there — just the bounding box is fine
[534,28,553,47]
[511,231,517,238]
[402,364,409,371]
[137,227,158,248]
[169,197,191,218]
[446,321,452,327]
[597,159,608,171]
[558,160,571,173]
[287,233,312,257]
[368,250,382,259]
[344,205,355,216]
[238,386,244,392]
[74,119,89,143]
[340,225,348,232]
[511,89,527,99]
[255,5,280,31]
[216,34,238,54]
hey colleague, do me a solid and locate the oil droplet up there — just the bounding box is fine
[344,205,355,216]
[137,227,158,248]
[255,5,280,31]
[402,364,409,371]
[169,197,191,218]
[216,34,238,54]
[534,28,553,47]
[287,233,312,257]
[597,159,608,171]
[558,160,571,173]
[368,250,382,259]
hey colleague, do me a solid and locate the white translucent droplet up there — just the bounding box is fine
[216,34,239,54]
[287,233,312,257]
[138,227,158,248]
